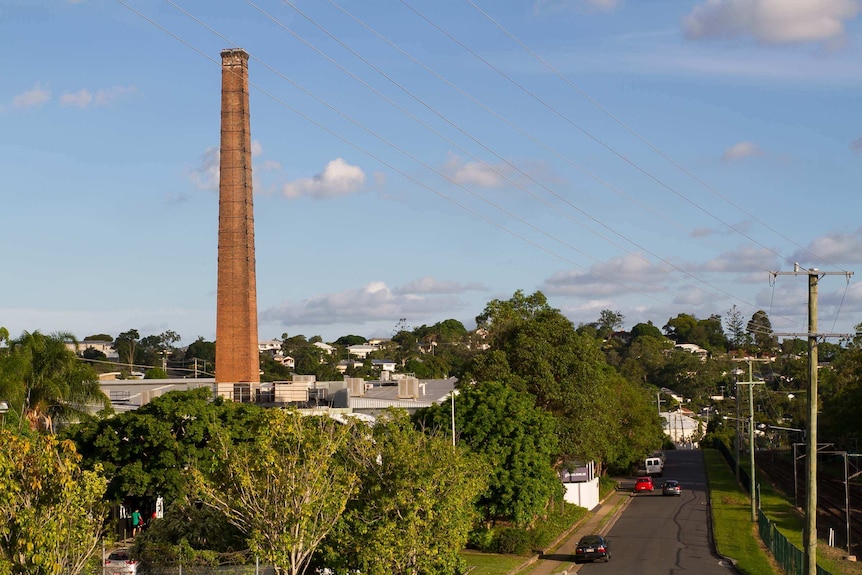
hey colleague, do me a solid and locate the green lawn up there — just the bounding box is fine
[461,550,531,575]
[704,449,779,575]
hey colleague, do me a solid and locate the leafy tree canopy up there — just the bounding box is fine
[414,381,560,526]
[0,429,108,575]
[83,333,113,342]
[191,408,367,575]
[0,330,109,432]
[630,321,662,340]
[63,388,262,503]
[334,335,367,346]
[318,410,486,575]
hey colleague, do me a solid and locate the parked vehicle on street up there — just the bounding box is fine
[662,479,681,496]
[104,548,138,575]
[645,456,664,476]
[574,534,611,563]
[635,476,654,493]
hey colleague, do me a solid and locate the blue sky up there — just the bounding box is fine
[3,0,862,346]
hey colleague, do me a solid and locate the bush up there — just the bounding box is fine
[466,526,497,553]
[495,527,536,556]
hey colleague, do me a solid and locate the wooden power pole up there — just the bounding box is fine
[772,264,853,575]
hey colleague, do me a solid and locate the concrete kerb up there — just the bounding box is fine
[506,483,632,575]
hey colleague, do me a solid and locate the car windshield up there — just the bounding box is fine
[579,536,603,545]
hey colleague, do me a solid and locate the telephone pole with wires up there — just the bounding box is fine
[771,264,854,575]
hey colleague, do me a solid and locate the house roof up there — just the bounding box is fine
[348,377,457,410]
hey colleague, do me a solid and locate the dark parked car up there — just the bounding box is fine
[662,480,681,496]
[574,534,611,563]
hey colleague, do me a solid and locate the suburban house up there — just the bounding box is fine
[371,359,396,372]
[258,339,282,353]
[335,359,365,374]
[346,344,380,359]
[674,343,709,361]
[66,340,119,360]
[314,341,335,354]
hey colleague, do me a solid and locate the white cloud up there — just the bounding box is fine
[261,281,467,327]
[791,228,862,263]
[251,140,263,157]
[393,277,487,295]
[542,253,671,297]
[190,146,220,191]
[60,86,136,108]
[12,83,50,109]
[60,90,92,108]
[534,0,619,13]
[94,85,136,105]
[722,140,763,161]
[684,0,861,44]
[189,139,270,191]
[281,158,366,199]
[693,245,779,275]
[442,154,510,188]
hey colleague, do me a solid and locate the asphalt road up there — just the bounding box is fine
[578,449,738,574]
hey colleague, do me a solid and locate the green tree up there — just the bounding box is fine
[618,334,673,387]
[185,337,215,363]
[81,347,107,362]
[747,310,778,355]
[334,335,366,346]
[191,409,365,575]
[414,381,560,526]
[63,388,261,503]
[281,334,326,376]
[319,411,486,575]
[184,337,215,376]
[663,313,698,343]
[0,331,109,432]
[630,321,662,340]
[597,309,624,339]
[144,367,168,379]
[113,329,140,371]
[0,429,108,575]
[470,291,657,474]
[725,305,749,351]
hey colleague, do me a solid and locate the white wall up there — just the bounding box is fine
[562,477,600,510]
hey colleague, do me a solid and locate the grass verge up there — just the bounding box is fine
[704,449,780,575]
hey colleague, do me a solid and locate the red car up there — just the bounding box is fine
[635,476,654,493]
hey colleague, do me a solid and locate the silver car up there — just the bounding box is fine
[104,548,138,574]
[662,480,681,496]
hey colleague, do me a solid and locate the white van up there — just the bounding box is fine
[645,457,663,477]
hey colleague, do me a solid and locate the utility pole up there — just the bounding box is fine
[657,392,667,438]
[736,361,763,523]
[772,264,853,575]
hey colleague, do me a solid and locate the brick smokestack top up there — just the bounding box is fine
[215,48,259,387]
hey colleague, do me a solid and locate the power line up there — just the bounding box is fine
[260,0,805,330]
[461,0,850,275]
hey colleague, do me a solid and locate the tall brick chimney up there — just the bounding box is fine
[215,48,259,399]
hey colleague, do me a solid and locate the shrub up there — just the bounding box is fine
[495,527,535,556]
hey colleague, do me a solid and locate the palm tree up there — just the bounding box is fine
[0,330,110,431]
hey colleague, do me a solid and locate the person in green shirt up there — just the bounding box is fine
[131,509,142,537]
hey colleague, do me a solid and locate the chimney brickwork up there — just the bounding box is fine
[215,48,260,390]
